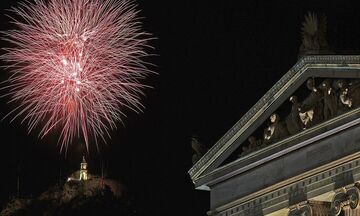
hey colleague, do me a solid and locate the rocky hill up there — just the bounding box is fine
[0,175,135,216]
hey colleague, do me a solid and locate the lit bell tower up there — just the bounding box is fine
[79,156,88,181]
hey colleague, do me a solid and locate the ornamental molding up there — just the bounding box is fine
[208,146,360,216]
[288,200,331,216]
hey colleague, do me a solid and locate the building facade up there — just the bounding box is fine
[189,55,360,216]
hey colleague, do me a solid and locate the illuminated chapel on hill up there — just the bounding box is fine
[189,13,360,216]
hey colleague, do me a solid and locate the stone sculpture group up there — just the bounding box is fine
[240,78,360,157]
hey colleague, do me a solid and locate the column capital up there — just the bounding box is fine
[331,183,360,215]
[288,200,331,216]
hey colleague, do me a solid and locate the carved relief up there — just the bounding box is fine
[238,136,263,157]
[319,79,338,120]
[348,80,360,108]
[299,109,314,128]
[248,136,262,150]
[331,184,360,216]
[331,190,348,216]
[340,88,352,108]
[300,78,324,127]
[334,80,353,114]
[347,186,360,210]
[264,113,288,144]
[238,78,360,159]
[288,201,331,216]
[286,96,304,135]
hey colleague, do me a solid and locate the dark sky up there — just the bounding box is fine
[1,0,360,215]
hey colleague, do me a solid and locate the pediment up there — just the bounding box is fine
[189,55,360,190]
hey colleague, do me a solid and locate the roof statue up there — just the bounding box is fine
[191,136,208,165]
[299,12,330,56]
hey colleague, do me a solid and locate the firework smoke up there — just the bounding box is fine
[1,0,152,151]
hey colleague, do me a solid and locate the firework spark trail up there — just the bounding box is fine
[1,0,152,151]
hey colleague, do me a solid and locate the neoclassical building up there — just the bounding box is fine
[188,55,360,216]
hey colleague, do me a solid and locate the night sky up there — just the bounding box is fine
[1,0,360,215]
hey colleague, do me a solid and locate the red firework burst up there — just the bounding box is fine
[1,0,152,151]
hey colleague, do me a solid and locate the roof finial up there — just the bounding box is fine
[299,12,330,57]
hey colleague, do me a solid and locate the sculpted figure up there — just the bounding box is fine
[340,88,352,108]
[248,136,262,150]
[348,80,360,108]
[286,96,304,135]
[191,136,208,164]
[300,78,323,127]
[299,109,314,128]
[334,80,352,113]
[264,113,288,144]
[239,145,249,157]
[299,12,330,57]
[319,79,337,120]
[238,136,263,157]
